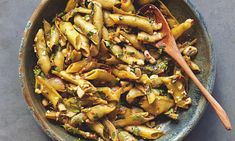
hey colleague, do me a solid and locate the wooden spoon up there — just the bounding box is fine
[138,4,232,130]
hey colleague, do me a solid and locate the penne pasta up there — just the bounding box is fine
[62,7,92,21]
[93,0,120,10]
[84,69,117,82]
[64,0,77,12]
[34,29,51,75]
[54,51,64,70]
[114,112,154,127]
[74,15,100,45]
[126,88,145,103]
[59,21,91,57]
[171,19,194,39]
[117,130,137,141]
[140,96,175,116]
[63,124,97,139]
[103,11,115,27]
[82,103,116,121]
[120,0,135,13]
[119,31,144,50]
[92,1,104,49]
[109,14,154,34]
[88,121,105,139]
[103,119,118,141]
[137,32,165,43]
[160,72,192,109]
[36,76,62,108]
[124,125,164,139]
[52,70,96,94]
[66,58,90,73]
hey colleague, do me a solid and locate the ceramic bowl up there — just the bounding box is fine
[19,0,216,140]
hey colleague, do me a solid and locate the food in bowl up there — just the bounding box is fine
[32,0,200,140]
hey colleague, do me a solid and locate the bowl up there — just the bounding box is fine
[19,0,216,140]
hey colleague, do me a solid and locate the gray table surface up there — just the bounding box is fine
[0,0,234,141]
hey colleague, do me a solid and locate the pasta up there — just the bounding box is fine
[33,0,199,140]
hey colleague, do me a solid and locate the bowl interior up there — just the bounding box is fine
[20,0,215,141]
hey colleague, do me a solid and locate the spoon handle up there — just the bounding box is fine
[173,53,232,130]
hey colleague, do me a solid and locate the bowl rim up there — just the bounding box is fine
[18,0,216,141]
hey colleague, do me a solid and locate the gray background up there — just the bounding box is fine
[0,0,234,140]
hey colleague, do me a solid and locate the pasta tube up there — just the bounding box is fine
[52,71,96,94]
[62,7,92,21]
[108,44,145,65]
[88,122,105,139]
[70,113,87,126]
[126,88,145,103]
[63,124,97,139]
[47,26,60,50]
[113,69,139,80]
[140,96,175,116]
[104,11,115,27]
[119,31,144,50]
[84,69,117,82]
[46,77,65,92]
[66,58,90,73]
[34,29,51,75]
[160,73,192,109]
[97,87,119,102]
[64,0,77,12]
[137,32,165,43]
[103,119,118,141]
[124,125,164,139]
[43,20,51,44]
[54,51,64,70]
[158,0,179,28]
[172,19,194,39]
[117,130,137,141]
[114,112,154,127]
[36,76,62,108]
[82,104,116,120]
[74,15,100,45]
[109,14,154,34]
[93,0,120,9]
[59,21,90,56]
[92,1,103,49]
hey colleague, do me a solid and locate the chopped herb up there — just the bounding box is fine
[117,53,124,58]
[127,52,135,55]
[54,66,61,72]
[111,131,116,139]
[132,115,144,122]
[144,36,150,41]
[87,29,97,37]
[93,113,99,120]
[158,45,166,54]
[132,127,140,136]
[104,40,114,48]
[158,60,168,70]
[118,16,124,21]
[97,91,106,99]
[33,67,42,76]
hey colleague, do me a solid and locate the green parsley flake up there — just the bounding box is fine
[158,45,166,54]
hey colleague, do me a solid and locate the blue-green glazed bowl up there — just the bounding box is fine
[19,0,215,140]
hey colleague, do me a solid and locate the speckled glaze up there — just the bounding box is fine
[19,0,216,141]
